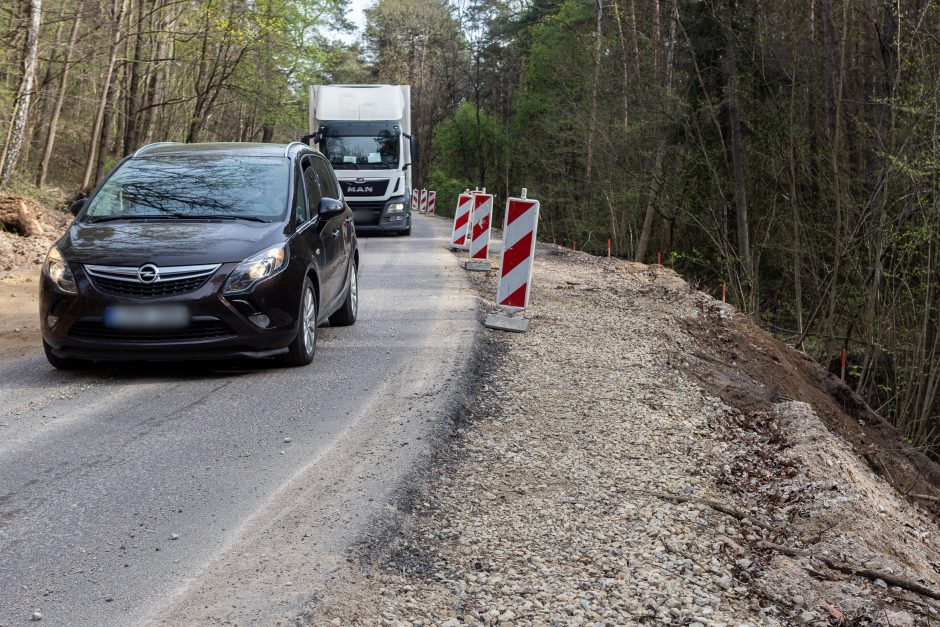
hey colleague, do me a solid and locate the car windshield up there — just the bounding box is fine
[84,155,290,222]
[322,135,399,170]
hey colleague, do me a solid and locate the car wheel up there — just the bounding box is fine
[329,259,358,327]
[43,340,87,370]
[280,278,317,367]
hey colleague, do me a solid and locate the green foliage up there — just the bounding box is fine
[431,102,505,190]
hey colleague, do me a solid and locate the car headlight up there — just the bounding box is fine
[387,202,405,213]
[223,243,288,294]
[43,246,77,294]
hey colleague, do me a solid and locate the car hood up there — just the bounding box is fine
[59,220,288,267]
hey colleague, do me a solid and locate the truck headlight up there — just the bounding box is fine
[387,202,405,213]
[223,243,288,294]
[43,246,77,294]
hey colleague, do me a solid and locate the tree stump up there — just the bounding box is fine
[0,195,44,237]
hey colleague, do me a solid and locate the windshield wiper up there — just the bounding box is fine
[86,214,271,223]
[85,215,175,223]
[186,215,272,223]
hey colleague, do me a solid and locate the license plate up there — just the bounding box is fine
[104,305,190,330]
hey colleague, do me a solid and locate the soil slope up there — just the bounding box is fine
[315,239,940,626]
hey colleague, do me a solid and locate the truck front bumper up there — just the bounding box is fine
[350,196,411,233]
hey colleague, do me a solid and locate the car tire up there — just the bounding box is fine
[43,340,87,370]
[329,259,358,327]
[279,277,317,367]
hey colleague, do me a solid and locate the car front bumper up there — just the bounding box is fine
[40,262,304,362]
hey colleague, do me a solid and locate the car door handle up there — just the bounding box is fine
[344,217,353,224]
[331,229,341,238]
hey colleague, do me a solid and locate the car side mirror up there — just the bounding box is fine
[319,198,345,219]
[69,198,87,216]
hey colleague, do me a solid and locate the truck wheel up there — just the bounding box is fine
[329,260,358,326]
[279,278,317,367]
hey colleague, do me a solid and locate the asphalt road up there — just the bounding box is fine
[0,215,479,626]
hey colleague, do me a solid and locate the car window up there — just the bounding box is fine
[294,164,308,225]
[302,159,323,211]
[83,156,290,221]
[313,158,340,200]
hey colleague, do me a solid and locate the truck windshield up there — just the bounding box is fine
[322,135,399,170]
[84,156,290,222]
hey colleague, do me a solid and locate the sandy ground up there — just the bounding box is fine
[312,241,940,626]
[0,192,69,362]
[0,267,41,361]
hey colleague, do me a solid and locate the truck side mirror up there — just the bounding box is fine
[410,136,419,166]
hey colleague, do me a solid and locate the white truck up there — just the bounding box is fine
[306,84,417,235]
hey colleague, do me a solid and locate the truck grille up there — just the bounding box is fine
[68,318,234,342]
[341,179,390,197]
[85,263,220,298]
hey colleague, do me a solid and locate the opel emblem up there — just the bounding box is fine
[137,263,160,283]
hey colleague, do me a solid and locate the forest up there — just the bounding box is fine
[0,0,938,456]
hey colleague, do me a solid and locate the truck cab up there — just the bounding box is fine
[308,85,417,235]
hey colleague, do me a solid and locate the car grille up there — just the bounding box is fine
[85,263,220,298]
[68,318,235,343]
[350,201,386,226]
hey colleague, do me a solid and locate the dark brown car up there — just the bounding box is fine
[40,142,359,368]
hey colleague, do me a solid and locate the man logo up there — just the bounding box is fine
[137,263,160,283]
[355,178,366,184]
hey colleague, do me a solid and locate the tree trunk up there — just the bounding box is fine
[722,0,752,294]
[0,0,42,188]
[823,0,849,345]
[141,1,168,145]
[585,0,604,183]
[81,0,130,192]
[635,147,664,262]
[94,63,121,184]
[36,12,81,188]
[787,44,803,348]
[613,0,630,129]
[123,0,147,154]
[635,0,678,263]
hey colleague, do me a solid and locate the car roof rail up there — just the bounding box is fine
[284,141,308,157]
[132,141,179,158]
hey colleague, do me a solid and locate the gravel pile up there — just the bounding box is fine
[316,244,940,626]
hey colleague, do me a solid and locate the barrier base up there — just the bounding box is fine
[484,311,530,333]
[465,259,492,272]
[450,245,469,252]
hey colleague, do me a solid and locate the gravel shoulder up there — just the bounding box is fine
[312,236,940,626]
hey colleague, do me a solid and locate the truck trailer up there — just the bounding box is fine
[307,84,417,235]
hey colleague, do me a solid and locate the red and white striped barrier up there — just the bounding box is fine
[485,189,540,332]
[412,188,418,212]
[428,190,436,214]
[450,192,473,249]
[465,192,493,271]
[419,188,428,213]
[496,194,540,309]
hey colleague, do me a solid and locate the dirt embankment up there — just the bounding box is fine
[0,193,70,361]
[314,238,940,626]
